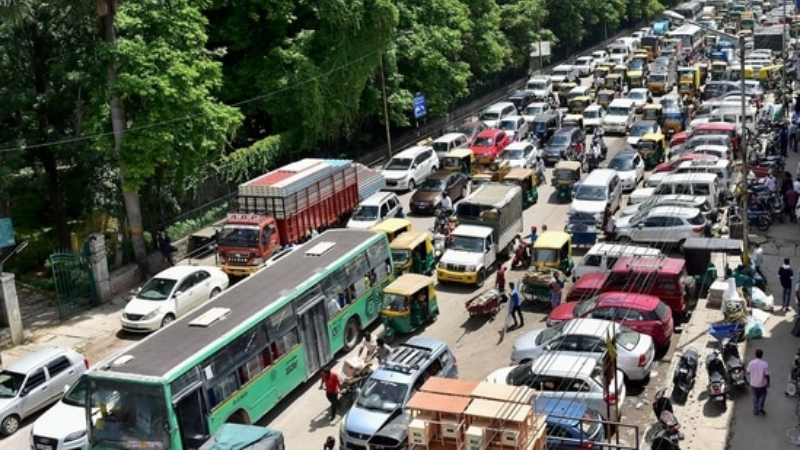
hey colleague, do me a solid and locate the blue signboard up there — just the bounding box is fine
[413,94,427,119]
[0,218,14,248]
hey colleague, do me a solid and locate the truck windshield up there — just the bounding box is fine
[87,379,170,449]
[352,205,379,221]
[218,226,260,247]
[449,235,485,253]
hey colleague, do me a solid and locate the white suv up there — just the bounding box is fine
[381,146,439,191]
[347,192,403,229]
[614,206,709,247]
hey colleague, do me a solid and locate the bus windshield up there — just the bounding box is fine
[88,380,169,449]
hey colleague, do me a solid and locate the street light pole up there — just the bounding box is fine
[379,52,393,159]
[663,11,750,260]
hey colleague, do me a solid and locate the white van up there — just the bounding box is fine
[382,145,439,191]
[603,99,636,135]
[432,132,469,159]
[708,107,757,134]
[630,173,720,209]
[674,158,734,196]
[570,169,622,223]
[574,243,663,280]
[347,192,403,229]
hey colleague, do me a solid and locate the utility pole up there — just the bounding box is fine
[379,52,393,159]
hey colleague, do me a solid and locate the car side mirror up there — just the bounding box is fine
[412,164,418,169]
[174,291,184,298]
[20,388,29,397]
[63,384,71,394]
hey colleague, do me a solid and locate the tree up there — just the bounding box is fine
[498,0,551,69]
[459,0,510,77]
[92,0,242,276]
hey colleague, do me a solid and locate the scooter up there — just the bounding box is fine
[650,387,684,450]
[706,349,729,407]
[722,338,747,390]
[785,348,800,396]
[671,348,699,403]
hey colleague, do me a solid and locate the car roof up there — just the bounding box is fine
[537,399,588,427]
[361,191,397,205]
[597,292,660,310]
[613,256,684,275]
[555,127,579,135]
[425,171,453,181]
[154,265,212,279]
[530,353,598,376]
[644,205,703,217]
[5,346,76,374]
[562,318,620,337]
[633,120,656,126]
[504,142,534,151]
[435,132,467,142]
[584,104,602,111]
[485,102,516,111]
[371,337,448,381]
[612,151,638,160]
[500,115,524,122]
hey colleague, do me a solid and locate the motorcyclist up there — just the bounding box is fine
[593,126,604,139]
[437,191,453,215]
[589,140,602,170]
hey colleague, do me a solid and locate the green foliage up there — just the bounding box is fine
[166,199,232,240]
[215,134,288,184]
[498,0,550,68]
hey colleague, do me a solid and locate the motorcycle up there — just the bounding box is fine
[728,203,772,232]
[706,349,729,407]
[721,338,747,389]
[650,387,684,450]
[672,348,699,403]
[785,348,800,397]
[432,207,455,237]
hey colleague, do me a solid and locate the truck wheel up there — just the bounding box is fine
[476,269,486,288]
[343,317,361,351]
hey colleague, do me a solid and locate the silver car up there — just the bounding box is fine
[0,346,87,436]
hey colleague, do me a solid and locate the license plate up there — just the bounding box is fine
[36,445,53,450]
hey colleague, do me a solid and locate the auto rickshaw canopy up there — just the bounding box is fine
[596,90,615,107]
[390,231,433,254]
[533,231,572,251]
[442,148,475,174]
[504,168,536,186]
[642,104,663,122]
[595,66,611,79]
[390,231,434,273]
[371,218,413,241]
[604,73,623,89]
[553,161,582,185]
[639,132,666,148]
[759,65,783,81]
[561,114,584,130]
[532,231,573,271]
[382,273,435,302]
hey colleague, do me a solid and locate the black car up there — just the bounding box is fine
[508,90,534,113]
[532,113,561,143]
[542,127,583,165]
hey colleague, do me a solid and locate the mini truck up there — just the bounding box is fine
[437,183,523,287]
[217,159,384,277]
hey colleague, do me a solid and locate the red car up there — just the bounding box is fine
[547,292,674,352]
[692,122,739,154]
[470,129,511,159]
[653,152,717,173]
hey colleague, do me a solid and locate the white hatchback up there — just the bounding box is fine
[509,318,655,381]
[607,151,644,191]
[120,265,230,332]
[500,142,537,169]
[614,206,709,247]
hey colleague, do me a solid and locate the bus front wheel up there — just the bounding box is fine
[343,317,361,351]
[226,409,251,425]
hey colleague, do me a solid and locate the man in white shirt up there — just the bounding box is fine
[765,173,777,193]
[751,242,766,281]
[438,192,453,214]
[794,176,800,193]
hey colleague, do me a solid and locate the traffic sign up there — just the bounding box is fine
[413,94,427,119]
[0,218,14,248]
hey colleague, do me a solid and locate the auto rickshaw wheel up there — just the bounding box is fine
[343,317,362,351]
[476,269,486,288]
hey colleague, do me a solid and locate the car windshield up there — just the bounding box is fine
[528,81,547,90]
[616,326,640,350]
[480,112,500,121]
[629,60,645,70]
[583,110,600,119]
[137,277,178,301]
[218,226,260,247]
[574,185,606,201]
[688,213,706,225]
[650,74,667,82]
[385,157,412,170]
[62,376,89,407]
[419,179,445,192]
[549,135,570,146]
[507,363,537,386]
[628,91,646,100]
[0,371,25,398]
[449,235,485,253]
[525,106,544,115]
[577,58,592,66]
[608,107,628,116]
[573,297,600,316]
[473,136,495,147]
[355,378,407,412]
[630,124,650,136]
[457,125,479,137]
[661,98,678,109]
[500,121,519,131]
[352,205,379,221]
[503,149,525,160]
[609,155,634,171]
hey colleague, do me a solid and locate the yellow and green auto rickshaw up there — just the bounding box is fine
[568,95,592,114]
[380,273,438,341]
[678,78,699,102]
[696,63,708,82]
[627,70,645,89]
[637,132,667,168]
[596,89,615,110]
[759,65,783,89]
[370,218,413,243]
[532,231,574,276]
[442,148,475,176]
[389,231,437,276]
[663,108,686,136]
[552,161,582,202]
[642,104,664,127]
[612,65,628,80]
[558,82,578,107]
[710,61,727,81]
[504,168,539,206]
[594,65,611,82]
[605,73,623,91]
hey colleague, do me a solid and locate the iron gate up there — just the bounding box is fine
[50,244,98,318]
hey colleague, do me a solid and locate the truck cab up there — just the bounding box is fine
[216,213,280,277]
[436,224,496,287]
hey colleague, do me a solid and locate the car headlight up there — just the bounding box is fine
[64,430,87,442]
[465,265,477,272]
[438,261,446,269]
[142,309,162,321]
[253,257,264,265]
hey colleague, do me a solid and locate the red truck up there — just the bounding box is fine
[217,159,382,277]
[566,256,697,320]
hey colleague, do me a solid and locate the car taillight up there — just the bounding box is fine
[582,441,595,449]
[84,358,90,369]
[604,393,617,405]
[638,353,647,367]
[692,226,704,233]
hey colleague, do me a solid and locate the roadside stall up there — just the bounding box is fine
[380,273,439,341]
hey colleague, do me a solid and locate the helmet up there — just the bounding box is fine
[542,224,548,231]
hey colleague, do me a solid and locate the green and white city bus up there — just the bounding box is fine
[85,229,394,449]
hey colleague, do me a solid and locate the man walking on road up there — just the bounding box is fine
[747,349,770,415]
[320,367,341,421]
[509,282,524,328]
[779,259,794,312]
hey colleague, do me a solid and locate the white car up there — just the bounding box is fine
[574,56,597,76]
[120,266,230,332]
[591,50,609,65]
[522,102,551,125]
[509,318,655,381]
[621,194,715,220]
[582,105,605,131]
[31,376,99,450]
[607,151,645,191]
[626,88,650,113]
[614,206,709,247]
[498,115,530,141]
[627,120,660,147]
[608,54,628,66]
[500,142,537,169]
[486,353,627,420]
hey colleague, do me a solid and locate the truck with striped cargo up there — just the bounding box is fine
[216,158,384,277]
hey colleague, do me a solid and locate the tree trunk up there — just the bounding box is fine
[99,0,150,279]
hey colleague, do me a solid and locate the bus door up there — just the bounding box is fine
[174,387,209,449]
[297,297,332,377]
